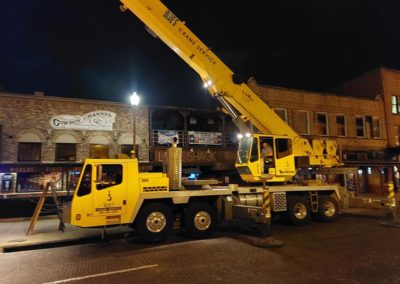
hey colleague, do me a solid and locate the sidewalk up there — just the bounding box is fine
[0,217,133,253]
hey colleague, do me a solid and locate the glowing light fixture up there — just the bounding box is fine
[203,79,213,88]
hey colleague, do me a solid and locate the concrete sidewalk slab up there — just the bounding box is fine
[0,218,133,253]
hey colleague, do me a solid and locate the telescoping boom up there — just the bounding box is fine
[119,0,341,182]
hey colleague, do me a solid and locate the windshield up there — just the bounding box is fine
[236,137,252,164]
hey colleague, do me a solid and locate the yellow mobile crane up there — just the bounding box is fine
[63,0,343,241]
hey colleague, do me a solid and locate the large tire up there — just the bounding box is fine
[316,196,339,222]
[183,202,217,239]
[135,202,173,243]
[286,196,311,226]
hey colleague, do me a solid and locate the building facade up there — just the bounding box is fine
[2,67,400,217]
[248,68,399,196]
[0,92,149,201]
[0,92,238,217]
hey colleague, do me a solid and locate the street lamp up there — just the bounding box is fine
[130,92,140,159]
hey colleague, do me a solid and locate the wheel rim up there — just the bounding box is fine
[323,201,336,217]
[194,211,212,231]
[146,211,166,233]
[293,203,307,219]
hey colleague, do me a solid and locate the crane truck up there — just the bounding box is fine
[63,0,344,242]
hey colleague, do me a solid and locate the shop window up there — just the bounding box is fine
[18,142,41,161]
[96,164,123,190]
[274,108,288,122]
[336,115,346,137]
[293,111,309,135]
[1,173,16,193]
[55,143,76,161]
[89,144,109,159]
[316,113,328,136]
[392,96,400,114]
[16,172,62,192]
[355,116,365,137]
[77,165,92,197]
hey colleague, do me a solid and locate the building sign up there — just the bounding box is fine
[49,111,116,131]
[154,149,236,166]
[158,130,179,145]
[188,131,222,145]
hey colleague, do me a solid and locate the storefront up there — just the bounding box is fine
[0,163,82,218]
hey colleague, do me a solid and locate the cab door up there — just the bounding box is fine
[274,138,296,179]
[247,137,263,178]
[92,163,127,219]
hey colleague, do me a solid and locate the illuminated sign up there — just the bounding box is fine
[49,111,116,131]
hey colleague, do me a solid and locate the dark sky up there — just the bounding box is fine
[1,0,399,109]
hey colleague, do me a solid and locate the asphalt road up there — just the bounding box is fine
[1,216,400,284]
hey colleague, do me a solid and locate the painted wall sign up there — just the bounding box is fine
[49,111,116,131]
[157,130,179,145]
[188,131,222,145]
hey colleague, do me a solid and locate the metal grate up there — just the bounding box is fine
[272,192,287,212]
[143,186,168,192]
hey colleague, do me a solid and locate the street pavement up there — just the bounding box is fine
[1,215,400,284]
[0,208,391,253]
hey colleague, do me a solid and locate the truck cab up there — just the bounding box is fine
[235,134,296,183]
[64,158,168,228]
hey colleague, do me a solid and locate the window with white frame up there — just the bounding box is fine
[274,108,288,123]
[293,110,309,135]
[395,126,400,146]
[372,117,380,138]
[316,112,328,136]
[355,116,365,137]
[392,96,400,114]
[336,114,346,136]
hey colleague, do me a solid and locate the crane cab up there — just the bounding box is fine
[235,134,296,183]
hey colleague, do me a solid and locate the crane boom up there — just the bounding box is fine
[120,0,297,137]
[119,0,341,182]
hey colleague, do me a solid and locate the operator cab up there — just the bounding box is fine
[235,134,296,183]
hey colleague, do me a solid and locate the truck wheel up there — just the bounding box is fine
[286,196,311,226]
[183,202,217,239]
[317,196,339,222]
[135,202,173,243]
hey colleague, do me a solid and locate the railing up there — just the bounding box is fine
[151,130,238,149]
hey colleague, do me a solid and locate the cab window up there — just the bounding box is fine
[77,165,92,197]
[275,138,292,159]
[250,138,259,162]
[96,164,123,190]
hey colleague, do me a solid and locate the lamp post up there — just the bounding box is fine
[130,92,140,159]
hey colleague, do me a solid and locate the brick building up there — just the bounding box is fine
[0,92,150,217]
[248,68,399,196]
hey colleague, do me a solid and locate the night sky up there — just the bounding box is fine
[1,0,400,110]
